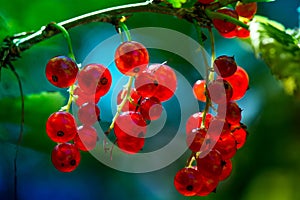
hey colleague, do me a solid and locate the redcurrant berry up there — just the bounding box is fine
[51,143,81,172]
[174,168,203,196]
[117,88,141,112]
[213,132,237,160]
[74,125,98,151]
[223,66,249,101]
[148,63,177,102]
[231,125,248,149]
[186,128,212,154]
[197,0,215,4]
[212,8,238,34]
[45,56,78,88]
[114,41,149,76]
[213,55,237,78]
[197,149,223,178]
[186,112,213,134]
[134,70,159,98]
[220,159,232,181]
[207,79,233,104]
[77,64,112,96]
[235,2,257,19]
[192,80,206,102]
[139,97,162,121]
[77,102,100,125]
[73,86,101,106]
[46,111,77,143]
[196,174,219,196]
[218,101,242,125]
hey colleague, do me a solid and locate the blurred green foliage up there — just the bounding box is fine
[0,0,300,200]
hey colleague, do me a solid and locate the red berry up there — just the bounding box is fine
[140,97,163,121]
[45,56,78,88]
[196,174,219,196]
[46,111,77,143]
[207,118,231,142]
[186,112,213,134]
[77,64,112,96]
[197,149,223,178]
[213,55,237,78]
[186,128,212,154]
[134,70,159,98]
[207,79,233,104]
[236,26,250,38]
[77,102,100,125]
[193,80,207,102]
[220,159,232,181]
[219,29,237,38]
[212,8,238,34]
[114,41,149,76]
[51,143,81,172]
[235,2,257,19]
[231,125,248,149]
[197,0,215,4]
[117,88,141,112]
[174,168,203,196]
[114,112,147,154]
[148,63,177,102]
[218,101,242,125]
[73,86,101,106]
[223,66,249,101]
[214,132,237,160]
[74,125,98,151]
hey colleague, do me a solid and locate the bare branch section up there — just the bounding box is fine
[0,0,238,66]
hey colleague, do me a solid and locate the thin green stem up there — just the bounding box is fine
[49,23,76,62]
[106,76,134,134]
[205,9,249,30]
[119,21,132,41]
[60,85,75,112]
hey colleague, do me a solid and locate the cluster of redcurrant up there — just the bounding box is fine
[45,56,112,172]
[202,0,257,38]
[174,54,249,196]
[44,37,177,171]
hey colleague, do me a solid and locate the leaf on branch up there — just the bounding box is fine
[241,0,275,3]
[0,92,65,152]
[249,16,300,98]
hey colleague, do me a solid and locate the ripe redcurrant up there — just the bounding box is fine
[192,80,207,102]
[207,79,233,104]
[134,70,159,98]
[213,132,237,160]
[46,111,77,143]
[186,112,213,134]
[174,168,203,196]
[235,1,257,19]
[117,88,141,112]
[148,63,177,102]
[231,125,248,149]
[139,97,162,121]
[77,64,112,96]
[212,8,238,34]
[213,55,237,78]
[186,128,211,154]
[197,149,223,178]
[217,101,242,125]
[219,159,232,181]
[77,102,100,125]
[45,56,78,88]
[74,125,98,151]
[114,41,149,76]
[51,143,81,172]
[196,174,219,196]
[73,86,101,106]
[197,0,215,4]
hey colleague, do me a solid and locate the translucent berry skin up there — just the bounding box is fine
[196,174,219,196]
[212,8,238,34]
[74,125,98,151]
[114,41,149,76]
[45,56,78,88]
[139,97,162,121]
[46,111,77,143]
[214,133,237,160]
[207,79,233,104]
[236,26,250,38]
[174,168,203,196]
[77,102,100,125]
[77,64,112,96]
[197,149,223,178]
[198,0,215,4]
[134,70,159,98]
[231,125,248,149]
[51,143,81,172]
[186,112,213,134]
[114,111,147,154]
[148,64,177,102]
[220,159,232,181]
[223,66,249,101]
[186,128,212,153]
[213,55,237,78]
[73,86,101,106]
[117,88,141,112]
[217,101,242,125]
[193,80,206,102]
[235,2,257,19]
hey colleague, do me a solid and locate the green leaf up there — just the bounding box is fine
[249,16,300,97]
[241,0,275,3]
[0,92,66,152]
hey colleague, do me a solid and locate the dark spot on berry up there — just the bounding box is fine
[57,131,64,137]
[221,160,227,167]
[133,67,140,73]
[70,159,76,166]
[61,163,65,167]
[153,80,159,86]
[186,185,193,191]
[52,75,58,82]
[100,77,108,85]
